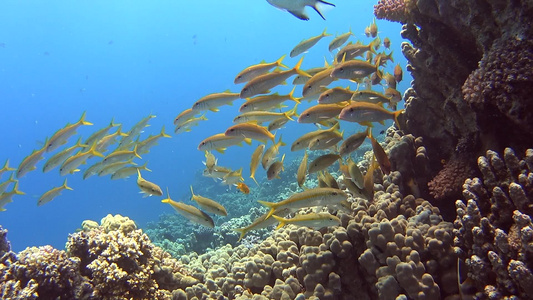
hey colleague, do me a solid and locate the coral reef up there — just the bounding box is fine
[374,0,533,208]
[454,148,533,298]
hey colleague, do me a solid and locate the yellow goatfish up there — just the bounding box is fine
[174,108,198,126]
[162,189,214,228]
[291,122,340,151]
[234,55,288,84]
[17,144,47,178]
[84,118,119,149]
[329,28,353,52]
[136,170,163,197]
[0,173,16,194]
[110,162,151,180]
[338,128,369,156]
[297,103,346,124]
[297,151,308,188]
[351,90,392,104]
[262,135,285,170]
[38,178,73,206]
[239,87,300,113]
[339,102,403,128]
[331,59,382,80]
[266,154,285,180]
[190,186,227,216]
[98,160,135,177]
[233,104,298,124]
[250,144,265,185]
[192,90,240,112]
[46,111,93,153]
[83,161,106,180]
[59,143,105,176]
[240,56,308,98]
[43,137,88,173]
[273,212,340,230]
[233,207,293,241]
[222,168,244,186]
[369,130,391,175]
[0,181,24,211]
[308,153,341,174]
[292,66,327,85]
[224,123,275,144]
[0,159,15,179]
[320,170,339,189]
[347,157,364,189]
[318,86,355,104]
[198,133,252,154]
[95,125,128,153]
[307,130,343,151]
[364,156,379,200]
[203,165,232,181]
[102,145,142,166]
[336,42,376,63]
[290,28,331,58]
[136,126,171,155]
[174,115,208,134]
[268,117,291,132]
[118,113,156,149]
[258,187,348,219]
[301,66,336,97]
[203,151,217,174]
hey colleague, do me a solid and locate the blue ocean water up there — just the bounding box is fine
[0,0,410,252]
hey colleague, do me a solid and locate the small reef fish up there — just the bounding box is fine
[239,88,300,113]
[95,125,128,153]
[249,144,265,185]
[203,151,217,174]
[174,115,208,134]
[0,181,24,211]
[350,90,391,104]
[110,162,151,180]
[38,178,73,206]
[0,160,15,179]
[318,87,355,104]
[297,151,309,188]
[192,90,240,112]
[290,29,331,58]
[60,143,105,176]
[297,104,346,124]
[320,170,339,189]
[301,66,336,97]
[235,182,250,194]
[240,57,308,98]
[222,168,244,187]
[84,118,119,148]
[336,42,376,63]
[307,130,343,151]
[266,0,335,21]
[16,144,47,178]
[371,36,382,51]
[198,133,252,154]
[83,161,106,180]
[262,135,285,170]
[374,51,394,67]
[331,59,382,80]
[267,154,285,180]
[292,66,327,85]
[291,122,340,151]
[273,212,341,230]
[136,170,163,197]
[136,126,171,154]
[259,187,348,219]
[369,130,391,174]
[225,123,275,144]
[394,63,403,82]
[329,28,353,52]
[190,186,227,216]
[339,102,403,128]
[174,108,198,126]
[233,207,292,241]
[203,166,232,181]
[268,117,291,132]
[102,145,141,166]
[233,105,297,124]
[161,190,214,228]
[383,37,391,49]
[369,18,378,38]
[347,157,364,189]
[384,88,402,104]
[98,160,135,177]
[308,153,341,174]
[43,137,88,173]
[234,55,288,84]
[364,26,371,37]
[383,73,397,89]
[0,174,16,194]
[118,113,156,149]
[364,156,379,199]
[46,111,93,153]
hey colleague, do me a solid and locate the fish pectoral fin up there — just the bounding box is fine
[287,9,309,21]
[209,108,220,112]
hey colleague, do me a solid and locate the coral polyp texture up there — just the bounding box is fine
[374,0,415,23]
[454,148,533,298]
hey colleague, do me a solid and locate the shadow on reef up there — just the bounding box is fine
[375,0,533,218]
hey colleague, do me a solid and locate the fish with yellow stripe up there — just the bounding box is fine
[38,178,73,206]
[59,143,105,176]
[190,186,227,216]
[161,189,214,228]
[273,212,340,230]
[234,55,288,84]
[136,170,163,197]
[46,111,93,153]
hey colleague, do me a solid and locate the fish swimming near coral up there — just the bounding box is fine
[38,178,73,206]
[249,144,265,185]
[136,170,163,197]
[266,0,335,21]
[307,153,341,174]
[297,151,309,188]
[190,186,227,216]
[235,182,250,194]
[161,189,214,228]
[338,128,369,156]
[233,207,292,241]
[0,181,24,211]
[267,154,285,180]
[273,212,340,230]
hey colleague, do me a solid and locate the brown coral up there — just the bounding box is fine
[374,0,414,23]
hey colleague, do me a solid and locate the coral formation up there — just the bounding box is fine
[454,148,533,298]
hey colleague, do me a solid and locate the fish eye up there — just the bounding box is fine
[305,113,310,117]
[325,94,329,98]
[306,85,312,90]
[332,191,338,195]
[242,104,247,108]
[339,68,344,72]
[242,88,248,92]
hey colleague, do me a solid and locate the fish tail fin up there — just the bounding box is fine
[272,215,286,230]
[141,161,151,172]
[322,28,331,37]
[76,137,89,148]
[293,57,310,78]
[369,42,377,55]
[78,111,93,126]
[3,159,15,171]
[286,103,299,120]
[137,169,142,180]
[215,148,226,154]
[109,117,119,128]
[313,1,334,20]
[89,142,105,158]
[117,125,129,137]
[133,145,142,159]
[327,121,341,132]
[393,109,404,130]
[388,51,394,63]
[243,138,252,146]
[12,181,24,195]
[250,174,259,186]
[276,54,288,69]
[190,185,195,199]
[276,134,286,147]
[257,200,277,218]
[160,126,171,138]
[63,178,74,191]
[288,86,302,104]
[233,228,247,242]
